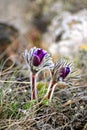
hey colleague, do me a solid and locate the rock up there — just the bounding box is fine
[63,0,87,13]
[0,0,35,33]
[0,23,18,53]
[42,10,87,58]
[0,0,65,34]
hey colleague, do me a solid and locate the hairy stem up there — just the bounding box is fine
[46,80,57,101]
[31,73,37,100]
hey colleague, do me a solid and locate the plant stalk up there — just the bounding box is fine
[31,73,37,100]
[46,80,57,101]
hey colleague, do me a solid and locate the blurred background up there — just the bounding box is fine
[0,0,87,64]
[0,1,87,129]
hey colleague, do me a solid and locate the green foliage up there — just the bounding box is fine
[5,102,18,117]
[41,99,49,106]
[22,100,36,110]
[0,102,19,119]
[37,82,47,97]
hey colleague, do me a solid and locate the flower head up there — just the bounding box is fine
[52,59,71,82]
[32,48,47,66]
[24,47,54,74]
[60,66,70,79]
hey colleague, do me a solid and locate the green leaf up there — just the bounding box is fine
[22,100,36,110]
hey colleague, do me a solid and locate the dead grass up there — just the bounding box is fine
[0,56,87,130]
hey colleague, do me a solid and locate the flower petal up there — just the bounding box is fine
[32,54,41,66]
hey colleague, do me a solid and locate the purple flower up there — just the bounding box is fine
[52,59,71,82]
[23,47,54,100]
[60,66,70,79]
[45,59,72,101]
[32,48,47,66]
[24,47,54,73]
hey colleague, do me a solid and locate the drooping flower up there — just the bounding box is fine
[52,59,71,82]
[23,47,54,100]
[45,59,72,101]
[60,66,70,79]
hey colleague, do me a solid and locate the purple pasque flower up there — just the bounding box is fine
[24,47,54,74]
[60,66,70,79]
[32,48,47,66]
[45,59,72,101]
[24,47,54,100]
[52,59,71,82]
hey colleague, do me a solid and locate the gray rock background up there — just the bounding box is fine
[0,0,87,58]
[42,10,87,58]
[0,0,35,33]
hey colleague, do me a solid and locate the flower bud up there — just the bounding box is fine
[24,47,54,74]
[60,66,70,79]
